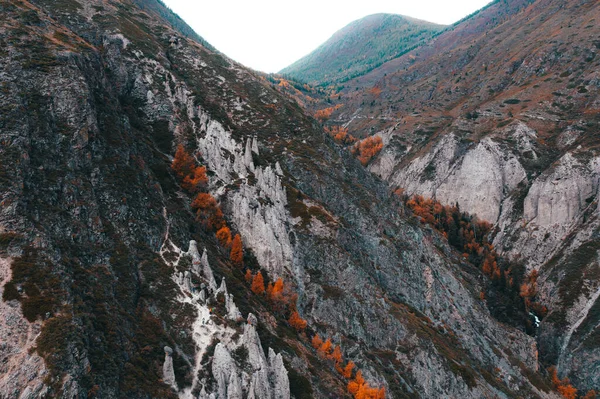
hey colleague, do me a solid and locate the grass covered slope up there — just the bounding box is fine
[280,13,445,86]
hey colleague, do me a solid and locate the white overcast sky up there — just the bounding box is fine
[161,0,492,73]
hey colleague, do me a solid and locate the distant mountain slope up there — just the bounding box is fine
[313,0,600,392]
[279,13,446,86]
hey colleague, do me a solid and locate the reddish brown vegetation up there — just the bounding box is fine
[191,193,225,230]
[172,144,208,193]
[402,193,547,331]
[520,270,548,317]
[244,269,253,283]
[311,334,385,398]
[550,366,578,399]
[325,125,357,145]
[352,136,383,165]
[230,234,243,266]
[251,271,265,295]
[216,226,232,248]
[348,371,386,399]
[244,269,382,397]
[288,310,307,331]
[172,145,245,263]
[404,195,499,278]
[315,104,343,122]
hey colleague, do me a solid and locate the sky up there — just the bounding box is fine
[161,0,492,73]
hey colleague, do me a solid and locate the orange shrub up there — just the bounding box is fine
[352,136,383,166]
[288,311,307,331]
[315,104,342,122]
[192,193,224,230]
[251,272,265,295]
[230,234,243,265]
[216,226,232,248]
[549,366,577,399]
[172,145,207,193]
[325,126,357,145]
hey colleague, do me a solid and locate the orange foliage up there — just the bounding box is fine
[309,332,385,398]
[331,345,343,364]
[172,144,195,179]
[404,195,498,278]
[288,310,307,331]
[216,226,232,248]
[270,278,284,302]
[230,234,243,265]
[172,145,207,193]
[192,193,224,230]
[550,366,578,399]
[311,334,323,350]
[244,269,253,283]
[519,269,547,316]
[315,104,343,122]
[352,136,383,166]
[342,361,355,378]
[583,391,597,399]
[182,165,208,193]
[325,126,357,145]
[348,371,385,399]
[251,272,265,295]
[319,338,333,357]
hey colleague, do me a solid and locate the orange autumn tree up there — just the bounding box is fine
[192,193,224,230]
[216,226,232,248]
[318,338,331,358]
[331,345,343,364]
[244,269,253,283]
[352,136,383,166]
[172,145,207,193]
[549,366,577,399]
[348,371,385,399]
[342,361,355,379]
[251,271,265,295]
[315,104,342,122]
[230,234,243,265]
[325,126,357,145]
[288,310,307,331]
[311,334,323,350]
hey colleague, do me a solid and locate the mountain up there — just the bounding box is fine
[312,0,600,393]
[0,0,594,398]
[279,13,446,87]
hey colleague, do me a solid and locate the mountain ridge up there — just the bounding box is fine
[279,13,446,86]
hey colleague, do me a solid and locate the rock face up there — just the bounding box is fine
[370,119,600,391]
[163,346,177,390]
[0,0,586,398]
[315,0,600,391]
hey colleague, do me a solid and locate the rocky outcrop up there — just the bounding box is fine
[167,241,290,399]
[381,133,527,223]
[195,118,292,278]
[163,346,177,390]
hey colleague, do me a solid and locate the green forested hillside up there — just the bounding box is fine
[280,13,445,86]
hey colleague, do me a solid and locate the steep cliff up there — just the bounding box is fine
[0,0,575,398]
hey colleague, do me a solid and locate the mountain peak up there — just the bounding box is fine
[280,12,446,86]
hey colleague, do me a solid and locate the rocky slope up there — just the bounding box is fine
[311,0,599,392]
[279,13,445,87]
[0,0,576,398]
